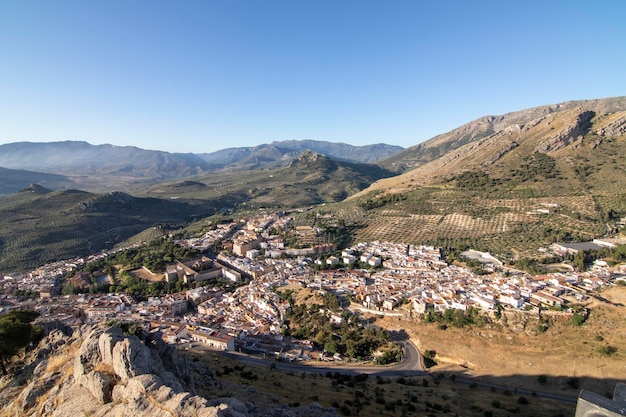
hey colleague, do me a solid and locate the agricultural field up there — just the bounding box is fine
[297,189,608,261]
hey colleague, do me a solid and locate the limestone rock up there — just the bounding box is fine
[111,335,158,380]
[1,324,340,417]
[78,370,114,403]
[535,109,594,153]
[98,326,124,367]
[74,326,104,377]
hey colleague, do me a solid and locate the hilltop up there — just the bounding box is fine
[145,150,395,207]
[197,139,403,169]
[380,96,626,172]
[0,168,73,196]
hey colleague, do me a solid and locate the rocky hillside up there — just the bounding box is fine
[355,97,626,196]
[0,323,338,417]
[380,96,626,172]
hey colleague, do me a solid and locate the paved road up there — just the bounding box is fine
[201,333,426,377]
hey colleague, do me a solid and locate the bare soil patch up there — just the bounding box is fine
[128,266,163,282]
[378,287,626,399]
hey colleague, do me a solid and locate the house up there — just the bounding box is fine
[531,291,563,307]
[330,314,343,324]
[382,297,398,311]
[343,255,356,265]
[190,330,235,351]
[162,295,188,315]
[413,298,433,314]
[186,287,223,305]
[233,233,260,256]
[86,300,125,319]
[368,257,382,267]
[326,256,339,266]
[499,294,524,309]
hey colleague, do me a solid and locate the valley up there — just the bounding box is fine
[2,97,626,416]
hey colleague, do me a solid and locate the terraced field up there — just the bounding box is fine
[297,190,607,260]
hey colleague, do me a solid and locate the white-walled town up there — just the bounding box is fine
[2,211,624,361]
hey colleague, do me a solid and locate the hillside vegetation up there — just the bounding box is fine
[0,187,211,273]
[0,151,393,273]
[145,151,395,208]
[329,99,626,259]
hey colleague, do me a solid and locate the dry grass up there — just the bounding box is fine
[128,266,163,282]
[45,354,72,373]
[185,349,572,417]
[377,286,626,399]
[94,362,115,375]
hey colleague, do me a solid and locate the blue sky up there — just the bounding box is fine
[1,1,625,153]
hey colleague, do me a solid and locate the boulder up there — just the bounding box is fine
[98,326,124,367]
[78,370,114,403]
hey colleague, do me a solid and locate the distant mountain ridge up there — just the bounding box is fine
[0,140,403,192]
[195,139,403,169]
[147,150,396,207]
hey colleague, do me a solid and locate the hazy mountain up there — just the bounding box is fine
[0,140,403,192]
[0,167,73,196]
[196,140,404,169]
[147,150,397,208]
[0,141,208,180]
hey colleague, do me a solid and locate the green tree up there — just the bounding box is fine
[0,310,40,375]
[324,340,338,354]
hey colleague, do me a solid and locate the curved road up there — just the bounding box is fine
[216,335,426,378]
[194,331,579,405]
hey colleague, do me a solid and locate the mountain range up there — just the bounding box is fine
[0,140,403,195]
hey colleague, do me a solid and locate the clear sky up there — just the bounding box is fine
[1,1,625,153]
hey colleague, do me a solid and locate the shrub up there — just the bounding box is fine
[596,345,617,357]
[571,312,586,327]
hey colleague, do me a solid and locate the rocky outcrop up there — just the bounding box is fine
[72,326,204,407]
[535,110,595,153]
[0,324,339,417]
[596,114,626,137]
